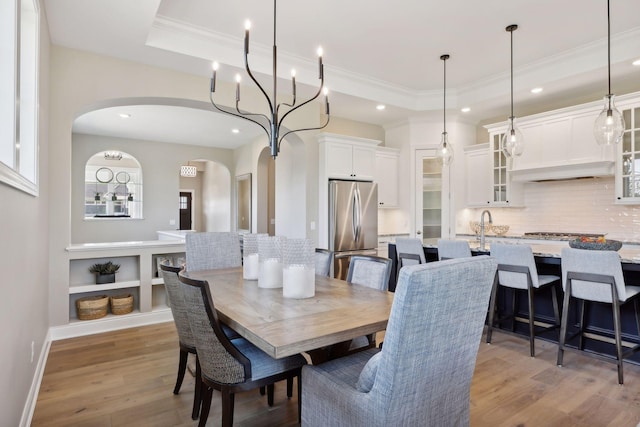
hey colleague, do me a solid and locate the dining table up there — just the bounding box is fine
[180,267,394,359]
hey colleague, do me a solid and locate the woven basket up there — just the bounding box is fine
[110,294,134,315]
[76,295,109,320]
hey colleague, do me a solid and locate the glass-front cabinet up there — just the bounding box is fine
[491,132,508,204]
[421,157,442,239]
[617,106,640,203]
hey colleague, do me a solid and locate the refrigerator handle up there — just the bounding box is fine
[351,189,358,242]
[354,185,362,243]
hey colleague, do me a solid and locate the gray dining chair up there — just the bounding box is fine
[301,256,498,426]
[487,242,561,357]
[159,262,202,420]
[347,255,393,351]
[315,248,333,277]
[558,247,640,384]
[394,237,426,278]
[178,273,307,427]
[185,232,241,272]
[437,238,472,260]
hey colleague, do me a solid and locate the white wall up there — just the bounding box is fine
[0,3,50,425]
[202,160,231,231]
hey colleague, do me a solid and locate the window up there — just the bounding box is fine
[0,0,39,195]
[84,151,143,219]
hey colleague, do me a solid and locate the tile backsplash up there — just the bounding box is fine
[459,177,640,242]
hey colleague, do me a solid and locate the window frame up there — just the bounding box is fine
[0,0,40,196]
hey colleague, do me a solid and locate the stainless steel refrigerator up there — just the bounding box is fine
[329,180,378,279]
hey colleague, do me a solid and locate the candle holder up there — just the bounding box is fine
[258,235,286,288]
[283,239,316,299]
[243,233,266,280]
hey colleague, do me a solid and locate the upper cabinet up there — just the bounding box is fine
[319,133,379,181]
[463,143,490,207]
[616,101,640,204]
[375,147,399,208]
[488,132,524,207]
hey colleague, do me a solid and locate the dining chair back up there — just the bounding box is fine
[347,255,392,291]
[487,242,561,357]
[558,247,640,384]
[315,248,333,277]
[178,273,307,427]
[301,256,498,427]
[394,237,426,270]
[185,232,241,272]
[437,238,472,260]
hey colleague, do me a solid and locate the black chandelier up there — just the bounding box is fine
[209,0,330,159]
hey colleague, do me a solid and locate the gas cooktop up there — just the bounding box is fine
[522,232,604,241]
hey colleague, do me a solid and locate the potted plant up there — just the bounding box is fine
[89,261,120,284]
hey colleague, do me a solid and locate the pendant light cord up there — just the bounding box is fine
[607,0,612,110]
[443,56,447,133]
[510,28,514,119]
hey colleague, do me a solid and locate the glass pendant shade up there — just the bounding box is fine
[502,117,524,158]
[437,132,454,166]
[594,95,625,145]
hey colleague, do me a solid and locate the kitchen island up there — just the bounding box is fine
[388,239,640,365]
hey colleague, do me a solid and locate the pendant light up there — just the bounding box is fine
[436,54,454,166]
[594,0,625,145]
[502,24,524,158]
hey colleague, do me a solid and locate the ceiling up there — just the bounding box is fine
[45,0,640,148]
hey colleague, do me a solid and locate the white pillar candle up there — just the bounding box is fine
[283,265,315,299]
[258,258,283,288]
[243,253,259,280]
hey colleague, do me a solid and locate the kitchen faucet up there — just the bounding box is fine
[480,210,493,251]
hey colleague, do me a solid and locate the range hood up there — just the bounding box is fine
[510,160,615,182]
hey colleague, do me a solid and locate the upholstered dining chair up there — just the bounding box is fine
[437,238,472,260]
[185,232,241,272]
[347,255,393,351]
[301,256,498,426]
[394,237,426,279]
[487,242,561,357]
[315,248,333,277]
[558,247,640,384]
[178,273,307,427]
[159,262,202,420]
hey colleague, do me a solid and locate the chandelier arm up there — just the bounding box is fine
[210,93,271,138]
[278,114,330,149]
[234,99,271,124]
[277,79,324,128]
[243,43,276,116]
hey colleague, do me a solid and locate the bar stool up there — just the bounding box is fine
[487,242,561,357]
[437,239,472,260]
[558,247,640,384]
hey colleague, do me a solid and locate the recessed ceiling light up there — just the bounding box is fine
[531,87,543,94]
[118,113,131,119]
[231,128,240,134]
[633,59,640,66]
[461,107,471,113]
[376,104,386,110]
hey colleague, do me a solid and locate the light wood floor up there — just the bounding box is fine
[32,322,640,426]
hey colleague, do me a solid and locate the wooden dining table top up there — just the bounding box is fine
[181,267,394,359]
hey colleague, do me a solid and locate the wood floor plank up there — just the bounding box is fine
[33,322,640,426]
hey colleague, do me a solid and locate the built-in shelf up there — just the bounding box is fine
[69,280,141,294]
[69,309,141,324]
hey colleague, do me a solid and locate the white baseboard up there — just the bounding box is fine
[20,329,52,427]
[21,310,174,426]
[49,309,173,341]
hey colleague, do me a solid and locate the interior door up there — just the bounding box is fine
[179,191,192,230]
[414,149,450,244]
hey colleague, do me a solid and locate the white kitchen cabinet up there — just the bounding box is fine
[463,143,491,206]
[485,132,524,207]
[320,134,378,181]
[616,103,640,204]
[375,147,400,208]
